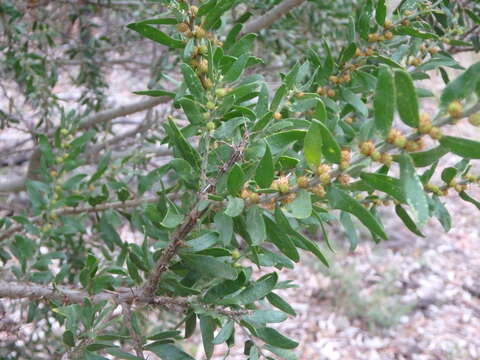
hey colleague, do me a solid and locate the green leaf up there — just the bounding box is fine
[63,330,75,347]
[264,345,298,360]
[181,254,236,280]
[178,98,203,125]
[105,349,141,360]
[393,26,438,39]
[229,33,256,58]
[440,61,480,106]
[166,118,201,170]
[266,292,296,316]
[374,65,395,137]
[243,310,287,325]
[399,154,429,225]
[340,88,368,117]
[303,120,323,168]
[133,90,175,98]
[227,164,245,196]
[359,173,405,202]
[316,120,341,163]
[136,18,178,25]
[264,216,299,262]
[286,190,312,219]
[395,205,424,237]
[214,213,233,246]
[99,216,123,250]
[161,201,184,228]
[255,327,298,349]
[223,53,249,83]
[200,315,215,359]
[148,330,182,341]
[180,63,205,102]
[327,186,387,240]
[441,167,457,184]
[198,0,218,16]
[439,136,480,159]
[270,85,286,112]
[255,144,274,188]
[212,321,234,345]
[340,212,359,251]
[375,0,386,25]
[146,343,195,360]
[237,273,278,305]
[459,191,480,210]
[410,146,449,167]
[246,206,266,245]
[127,23,184,49]
[394,69,419,127]
[430,196,451,232]
[224,197,245,217]
[274,207,328,267]
[203,0,235,29]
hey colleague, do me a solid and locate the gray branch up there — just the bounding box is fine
[241,0,306,35]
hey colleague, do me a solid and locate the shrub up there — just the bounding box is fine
[0,0,479,359]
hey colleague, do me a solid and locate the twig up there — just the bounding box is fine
[0,196,161,242]
[141,136,248,298]
[122,304,146,360]
[241,0,306,35]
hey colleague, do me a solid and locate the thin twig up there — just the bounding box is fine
[241,0,306,35]
[122,304,146,360]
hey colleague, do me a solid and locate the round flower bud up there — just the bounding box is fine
[319,173,331,185]
[393,135,407,148]
[359,141,375,156]
[468,113,480,127]
[380,153,393,166]
[384,20,393,29]
[311,184,326,197]
[276,177,290,194]
[215,88,228,97]
[327,89,336,97]
[365,47,374,56]
[194,25,206,39]
[329,75,339,84]
[355,48,363,57]
[231,249,241,260]
[316,86,326,96]
[202,78,213,89]
[206,101,216,110]
[384,31,394,40]
[447,100,463,118]
[176,22,190,33]
[368,33,378,42]
[273,112,282,120]
[316,164,331,176]
[189,5,199,17]
[418,113,433,134]
[370,150,381,161]
[206,121,216,131]
[297,176,310,188]
[248,192,260,204]
[429,127,443,140]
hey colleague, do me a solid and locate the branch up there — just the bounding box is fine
[141,137,248,298]
[0,97,172,194]
[0,281,250,318]
[240,0,306,35]
[122,304,146,360]
[78,96,171,132]
[0,196,160,242]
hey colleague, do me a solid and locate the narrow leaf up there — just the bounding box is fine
[395,69,419,127]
